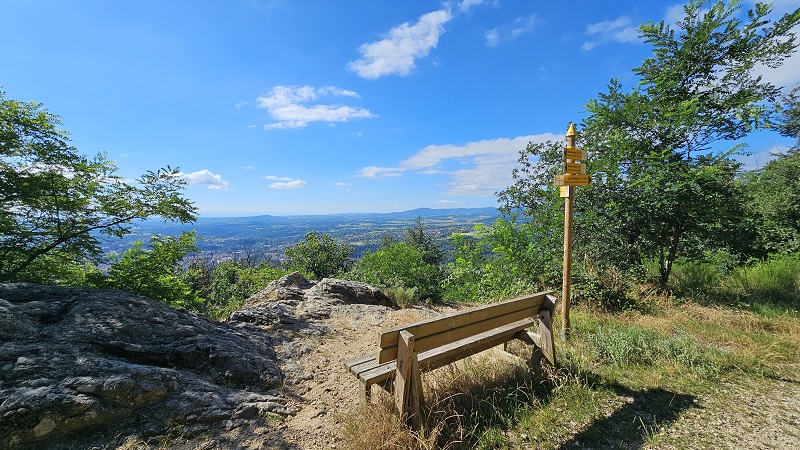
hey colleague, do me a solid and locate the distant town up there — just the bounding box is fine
[100,207,503,264]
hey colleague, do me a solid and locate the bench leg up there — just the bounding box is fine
[359,379,371,403]
[395,330,425,430]
[537,309,556,367]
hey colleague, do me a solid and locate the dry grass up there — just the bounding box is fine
[340,299,800,449]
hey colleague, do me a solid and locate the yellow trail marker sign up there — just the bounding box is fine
[564,147,587,160]
[554,174,590,186]
[565,162,586,174]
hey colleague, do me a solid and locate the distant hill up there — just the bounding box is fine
[101,207,502,261]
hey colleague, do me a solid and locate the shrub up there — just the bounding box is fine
[348,242,443,301]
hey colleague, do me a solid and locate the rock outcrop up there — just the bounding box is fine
[0,274,398,449]
[0,283,286,450]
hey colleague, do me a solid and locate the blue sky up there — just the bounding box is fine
[2,0,798,216]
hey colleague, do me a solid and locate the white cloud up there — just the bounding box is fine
[235,101,249,109]
[179,169,230,190]
[485,28,500,47]
[335,182,353,188]
[356,133,561,196]
[754,23,800,88]
[484,15,540,47]
[256,85,376,129]
[582,16,640,51]
[269,179,307,189]
[242,165,255,170]
[664,4,686,24]
[511,15,540,38]
[349,9,453,79]
[264,175,293,181]
[356,166,404,178]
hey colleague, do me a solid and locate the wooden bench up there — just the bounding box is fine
[344,291,556,427]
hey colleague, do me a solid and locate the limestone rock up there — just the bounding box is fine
[306,278,394,307]
[0,284,285,450]
[248,271,313,303]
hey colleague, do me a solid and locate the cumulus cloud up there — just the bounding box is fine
[581,16,640,51]
[355,133,561,196]
[178,169,230,190]
[256,85,376,129]
[268,178,307,189]
[349,9,453,79]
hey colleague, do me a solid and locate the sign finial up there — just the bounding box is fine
[566,122,577,137]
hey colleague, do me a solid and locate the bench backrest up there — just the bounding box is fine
[377,291,554,363]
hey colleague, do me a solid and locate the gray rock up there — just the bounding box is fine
[0,284,285,450]
[306,278,394,307]
[248,271,313,303]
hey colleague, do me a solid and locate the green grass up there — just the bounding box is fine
[340,296,800,449]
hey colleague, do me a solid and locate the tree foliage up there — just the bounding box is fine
[283,231,354,279]
[742,148,800,253]
[349,242,443,301]
[499,0,800,285]
[404,216,445,266]
[101,231,200,308]
[0,91,196,282]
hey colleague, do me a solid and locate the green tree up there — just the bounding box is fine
[0,91,196,282]
[404,216,445,266]
[776,83,800,148]
[500,0,800,284]
[284,231,354,279]
[348,242,443,301]
[742,148,800,253]
[102,231,200,308]
[444,216,560,302]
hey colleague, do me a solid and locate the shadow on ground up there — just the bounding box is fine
[558,385,697,450]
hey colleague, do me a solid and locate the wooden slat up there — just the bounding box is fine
[345,354,375,373]
[359,317,537,386]
[418,317,537,372]
[378,306,540,363]
[378,291,550,352]
[358,360,396,385]
[514,329,542,347]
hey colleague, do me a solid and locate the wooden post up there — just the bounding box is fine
[561,123,577,340]
[394,330,414,417]
[394,330,423,429]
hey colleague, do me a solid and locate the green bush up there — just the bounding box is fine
[182,258,289,319]
[382,285,419,308]
[347,242,443,301]
[284,231,354,279]
[101,232,201,309]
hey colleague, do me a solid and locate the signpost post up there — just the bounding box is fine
[555,123,588,340]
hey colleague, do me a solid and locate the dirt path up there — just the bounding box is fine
[270,303,800,450]
[653,372,800,449]
[272,304,456,450]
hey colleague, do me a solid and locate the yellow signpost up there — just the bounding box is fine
[554,174,590,186]
[557,123,589,340]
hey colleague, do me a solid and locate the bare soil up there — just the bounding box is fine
[267,303,800,450]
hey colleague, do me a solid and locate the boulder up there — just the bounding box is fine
[0,284,286,450]
[247,271,313,303]
[306,278,394,307]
